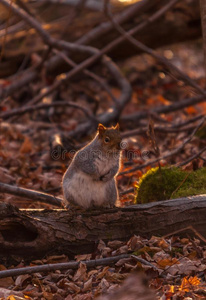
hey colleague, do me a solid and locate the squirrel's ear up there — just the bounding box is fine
[114,123,120,131]
[98,124,106,136]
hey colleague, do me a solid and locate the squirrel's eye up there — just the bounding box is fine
[104,137,110,143]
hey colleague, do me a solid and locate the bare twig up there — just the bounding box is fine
[0,68,38,99]
[33,0,105,11]
[147,118,161,171]
[170,173,190,199]
[104,0,206,97]
[0,182,63,207]
[52,49,117,104]
[131,255,159,271]
[121,123,202,138]
[47,0,154,69]
[172,115,205,128]
[176,146,206,167]
[0,254,130,279]
[0,20,24,38]
[75,0,154,45]
[120,187,135,196]
[0,0,131,116]
[163,226,206,244]
[1,0,172,101]
[120,117,205,175]
[0,100,96,121]
[121,95,206,125]
[0,0,14,61]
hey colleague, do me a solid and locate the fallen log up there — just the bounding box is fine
[0,195,206,262]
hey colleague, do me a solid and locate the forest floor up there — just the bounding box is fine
[1,40,206,299]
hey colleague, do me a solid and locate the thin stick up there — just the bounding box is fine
[0,0,176,103]
[120,117,205,175]
[131,255,159,271]
[176,146,206,167]
[169,173,190,199]
[0,100,96,121]
[52,49,118,104]
[121,95,205,128]
[163,226,206,244]
[0,254,130,279]
[0,0,152,99]
[122,124,202,138]
[0,0,131,112]
[0,182,63,207]
[0,0,14,61]
[104,0,206,97]
[120,187,135,196]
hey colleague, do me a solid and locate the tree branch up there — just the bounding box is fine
[0,182,63,207]
[0,100,96,121]
[119,117,205,175]
[0,254,130,279]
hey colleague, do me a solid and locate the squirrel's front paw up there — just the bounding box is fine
[65,202,83,211]
[100,171,111,182]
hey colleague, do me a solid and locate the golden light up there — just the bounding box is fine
[118,0,142,3]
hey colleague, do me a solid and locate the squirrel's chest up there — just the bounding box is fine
[69,171,108,208]
[94,156,114,175]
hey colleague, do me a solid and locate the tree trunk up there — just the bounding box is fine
[0,195,206,263]
[0,0,201,77]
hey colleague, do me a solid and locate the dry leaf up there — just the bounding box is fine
[73,263,87,282]
[65,282,81,293]
[15,274,31,288]
[82,277,93,292]
[20,137,33,154]
[180,276,201,292]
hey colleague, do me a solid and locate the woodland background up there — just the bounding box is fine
[0,0,206,299]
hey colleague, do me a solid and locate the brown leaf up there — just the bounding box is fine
[65,282,81,293]
[107,240,124,250]
[115,258,132,267]
[15,274,31,288]
[157,258,179,269]
[73,262,87,282]
[45,254,68,264]
[0,265,14,288]
[20,137,33,154]
[82,277,93,292]
[127,235,144,251]
[75,254,91,262]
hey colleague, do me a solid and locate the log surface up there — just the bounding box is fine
[0,195,206,262]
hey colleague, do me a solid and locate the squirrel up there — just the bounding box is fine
[62,123,122,209]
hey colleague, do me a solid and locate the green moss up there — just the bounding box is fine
[136,167,206,203]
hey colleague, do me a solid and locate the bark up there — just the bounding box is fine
[0,195,206,262]
[0,0,201,77]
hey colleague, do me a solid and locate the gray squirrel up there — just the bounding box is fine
[62,124,122,209]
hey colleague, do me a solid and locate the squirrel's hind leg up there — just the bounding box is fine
[105,179,118,208]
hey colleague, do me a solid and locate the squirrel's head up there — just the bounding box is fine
[97,123,122,151]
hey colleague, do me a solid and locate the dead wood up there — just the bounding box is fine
[0,254,130,279]
[0,0,201,78]
[0,182,63,207]
[120,117,205,175]
[0,195,206,262]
